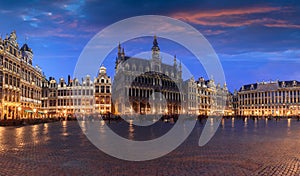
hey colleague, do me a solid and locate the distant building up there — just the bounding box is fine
[94,65,112,115]
[113,36,183,115]
[41,75,95,118]
[194,77,231,116]
[235,80,300,116]
[0,31,231,119]
[112,36,229,116]
[0,31,43,119]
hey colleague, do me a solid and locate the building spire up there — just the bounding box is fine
[151,35,160,52]
[118,42,121,51]
[173,55,177,67]
[121,47,125,58]
[179,59,182,69]
[117,42,122,58]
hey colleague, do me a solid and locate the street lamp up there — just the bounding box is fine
[33,108,37,119]
[63,110,67,120]
[17,106,22,119]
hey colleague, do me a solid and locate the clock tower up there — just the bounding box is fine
[150,35,162,72]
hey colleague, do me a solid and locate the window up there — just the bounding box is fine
[5,74,8,84]
[9,75,12,85]
[106,97,110,104]
[0,73,3,84]
[13,77,16,86]
[9,61,12,70]
[4,58,8,68]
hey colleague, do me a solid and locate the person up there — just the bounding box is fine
[4,114,7,120]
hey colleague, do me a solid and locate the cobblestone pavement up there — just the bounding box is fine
[1,118,300,175]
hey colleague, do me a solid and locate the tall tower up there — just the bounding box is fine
[173,55,177,67]
[152,35,160,59]
[178,60,182,79]
[20,43,33,65]
[117,42,122,58]
[115,43,126,72]
[150,35,161,72]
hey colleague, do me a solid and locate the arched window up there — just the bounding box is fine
[132,64,136,71]
[145,67,149,72]
[125,63,129,70]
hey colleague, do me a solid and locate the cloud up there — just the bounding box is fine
[29,23,38,28]
[62,0,85,13]
[171,6,300,29]
[26,28,76,38]
[202,29,226,35]
[220,49,300,62]
[172,6,282,19]
[264,23,300,29]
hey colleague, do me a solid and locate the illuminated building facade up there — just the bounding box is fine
[236,80,300,116]
[112,36,229,116]
[0,31,231,119]
[94,65,111,115]
[41,75,95,117]
[41,77,57,117]
[194,77,231,116]
[0,31,43,119]
[113,36,183,115]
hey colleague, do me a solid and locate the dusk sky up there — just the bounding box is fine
[0,0,299,91]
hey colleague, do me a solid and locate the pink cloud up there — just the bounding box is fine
[202,29,226,35]
[171,6,299,29]
[172,6,281,19]
[264,23,300,29]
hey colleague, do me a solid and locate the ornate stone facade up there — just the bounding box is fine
[0,31,43,119]
[41,75,95,118]
[235,80,300,116]
[94,65,112,115]
[112,36,229,116]
[112,36,183,115]
[0,31,231,118]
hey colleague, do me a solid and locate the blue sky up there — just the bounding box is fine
[0,0,299,91]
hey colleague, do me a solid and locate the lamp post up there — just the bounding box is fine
[17,106,22,119]
[33,108,37,119]
[63,109,67,120]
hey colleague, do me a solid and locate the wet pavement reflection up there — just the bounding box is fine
[1,118,300,175]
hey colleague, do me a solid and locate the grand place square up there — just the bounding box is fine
[0,1,300,175]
